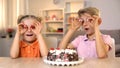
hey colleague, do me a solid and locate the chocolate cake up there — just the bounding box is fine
[47,48,79,62]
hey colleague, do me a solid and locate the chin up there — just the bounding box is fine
[87,32,94,36]
[24,37,36,43]
[25,39,36,43]
[85,32,90,35]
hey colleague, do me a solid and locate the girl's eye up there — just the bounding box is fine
[20,24,24,28]
[24,26,28,29]
[23,25,28,29]
[19,24,28,29]
[31,25,35,29]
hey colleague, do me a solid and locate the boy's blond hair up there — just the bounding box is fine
[78,7,100,17]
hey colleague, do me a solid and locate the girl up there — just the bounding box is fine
[10,15,48,58]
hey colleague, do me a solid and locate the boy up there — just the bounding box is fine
[59,7,113,58]
[10,15,48,58]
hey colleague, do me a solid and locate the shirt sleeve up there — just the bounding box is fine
[71,36,82,48]
[102,35,113,50]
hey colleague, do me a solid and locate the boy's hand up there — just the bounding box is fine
[31,22,42,36]
[91,15,100,29]
[68,17,82,31]
[18,23,27,35]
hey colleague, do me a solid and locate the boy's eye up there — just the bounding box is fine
[87,18,93,22]
[78,18,84,24]
[31,25,35,29]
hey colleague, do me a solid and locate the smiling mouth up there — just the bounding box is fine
[26,34,33,36]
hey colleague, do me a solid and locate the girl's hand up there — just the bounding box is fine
[17,23,27,35]
[68,17,82,31]
[31,22,42,36]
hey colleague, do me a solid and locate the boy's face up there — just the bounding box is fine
[80,13,95,35]
[22,18,37,43]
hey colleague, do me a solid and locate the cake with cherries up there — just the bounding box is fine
[47,48,79,62]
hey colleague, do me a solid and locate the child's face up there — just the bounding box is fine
[22,18,37,42]
[80,13,95,35]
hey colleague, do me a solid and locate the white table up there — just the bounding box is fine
[0,57,120,68]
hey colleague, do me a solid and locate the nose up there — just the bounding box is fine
[83,22,87,27]
[27,27,32,32]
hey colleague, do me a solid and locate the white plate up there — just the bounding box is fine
[43,57,84,66]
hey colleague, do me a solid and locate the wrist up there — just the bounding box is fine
[15,31,21,38]
[67,29,77,35]
[95,27,101,35]
[69,28,77,32]
[16,30,20,35]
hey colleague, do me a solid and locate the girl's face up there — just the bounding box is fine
[22,18,37,43]
[80,13,95,35]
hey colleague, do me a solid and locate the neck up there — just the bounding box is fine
[87,33,95,40]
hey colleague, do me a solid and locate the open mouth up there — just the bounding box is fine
[26,34,33,36]
[85,28,89,31]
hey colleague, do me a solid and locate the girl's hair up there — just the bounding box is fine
[17,15,42,24]
[78,7,100,17]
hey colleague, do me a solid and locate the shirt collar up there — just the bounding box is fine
[21,39,38,48]
[83,35,95,41]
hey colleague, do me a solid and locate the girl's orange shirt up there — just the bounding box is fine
[19,40,40,58]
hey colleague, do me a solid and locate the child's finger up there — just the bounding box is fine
[93,15,98,18]
[92,15,99,21]
[38,22,42,27]
[68,17,74,24]
[67,46,70,49]
[31,22,38,29]
[18,22,26,28]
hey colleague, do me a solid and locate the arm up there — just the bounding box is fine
[10,31,20,58]
[37,34,48,57]
[95,28,109,58]
[67,43,75,49]
[93,16,109,58]
[32,22,48,57]
[10,23,27,58]
[59,29,76,49]
[59,17,82,49]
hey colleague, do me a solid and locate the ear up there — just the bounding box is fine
[98,18,102,25]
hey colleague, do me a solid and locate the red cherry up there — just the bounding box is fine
[56,48,60,50]
[50,48,54,50]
